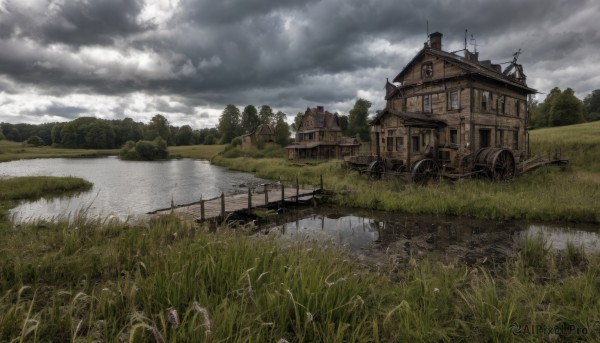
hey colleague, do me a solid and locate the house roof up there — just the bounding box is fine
[257,124,274,135]
[392,47,537,94]
[301,107,341,131]
[370,109,447,129]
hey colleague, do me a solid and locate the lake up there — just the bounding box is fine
[2,157,598,258]
[0,156,268,221]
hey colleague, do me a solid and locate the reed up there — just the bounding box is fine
[1,217,599,342]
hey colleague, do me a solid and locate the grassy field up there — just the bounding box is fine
[167,144,226,160]
[1,211,599,342]
[0,141,118,162]
[212,121,600,223]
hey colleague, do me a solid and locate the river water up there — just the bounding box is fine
[0,156,268,221]
[1,157,598,256]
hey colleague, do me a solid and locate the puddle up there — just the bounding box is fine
[259,206,600,265]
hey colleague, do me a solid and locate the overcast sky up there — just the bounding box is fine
[1,0,599,129]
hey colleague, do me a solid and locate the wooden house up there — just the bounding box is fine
[370,32,537,172]
[286,106,360,159]
[241,124,275,150]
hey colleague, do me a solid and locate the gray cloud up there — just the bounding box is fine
[24,103,87,119]
[0,0,598,126]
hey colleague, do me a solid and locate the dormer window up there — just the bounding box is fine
[421,62,433,79]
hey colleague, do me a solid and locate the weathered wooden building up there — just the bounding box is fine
[241,124,275,150]
[286,106,360,159]
[370,32,537,173]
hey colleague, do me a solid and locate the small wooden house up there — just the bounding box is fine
[286,106,360,159]
[370,32,537,171]
[241,124,275,150]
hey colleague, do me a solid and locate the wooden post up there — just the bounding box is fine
[296,175,299,204]
[280,182,285,208]
[264,184,268,204]
[320,174,323,190]
[220,192,225,220]
[248,187,252,210]
[200,200,205,221]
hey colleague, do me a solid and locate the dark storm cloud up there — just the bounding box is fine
[148,98,195,115]
[0,0,598,124]
[0,0,150,46]
[24,103,87,119]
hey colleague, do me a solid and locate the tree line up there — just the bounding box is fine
[0,115,221,148]
[218,104,291,145]
[530,88,600,128]
[1,98,376,148]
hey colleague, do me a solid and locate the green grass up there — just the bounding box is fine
[0,140,118,162]
[0,176,92,229]
[167,144,226,160]
[1,215,599,342]
[211,122,600,223]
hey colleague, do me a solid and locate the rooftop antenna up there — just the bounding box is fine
[426,20,429,46]
[469,34,478,53]
[464,29,468,51]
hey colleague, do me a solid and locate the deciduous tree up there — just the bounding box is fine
[218,104,242,143]
[241,105,259,133]
[273,111,291,146]
[348,98,371,141]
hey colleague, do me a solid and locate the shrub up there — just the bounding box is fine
[231,136,242,147]
[119,138,169,161]
[25,135,45,146]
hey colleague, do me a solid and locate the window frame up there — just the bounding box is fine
[423,94,432,113]
[411,136,420,153]
[448,90,459,110]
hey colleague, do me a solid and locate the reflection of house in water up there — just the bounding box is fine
[241,124,274,150]
[286,106,361,159]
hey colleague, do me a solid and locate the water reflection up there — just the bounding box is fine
[0,157,268,221]
[268,207,600,257]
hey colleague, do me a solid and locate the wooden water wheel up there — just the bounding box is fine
[411,158,439,185]
[474,148,516,181]
[368,159,385,180]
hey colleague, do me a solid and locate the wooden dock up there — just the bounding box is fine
[151,182,322,222]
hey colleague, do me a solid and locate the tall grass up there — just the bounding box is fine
[1,216,599,342]
[167,144,226,160]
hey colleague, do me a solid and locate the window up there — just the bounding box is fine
[386,130,394,151]
[479,129,491,148]
[448,90,459,110]
[515,100,520,117]
[513,131,519,150]
[421,62,433,79]
[497,95,505,114]
[482,91,490,111]
[411,136,420,153]
[450,129,458,145]
[396,137,404,151]
[423,94,431,113]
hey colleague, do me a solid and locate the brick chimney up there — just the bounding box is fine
[316,106,324,112]
[429,32,443,50]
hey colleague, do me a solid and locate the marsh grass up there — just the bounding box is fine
[0,140,117,162]
[0,176,92,230]
[1,216,599,342]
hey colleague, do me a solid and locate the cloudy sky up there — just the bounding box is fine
[0,0,599,128]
